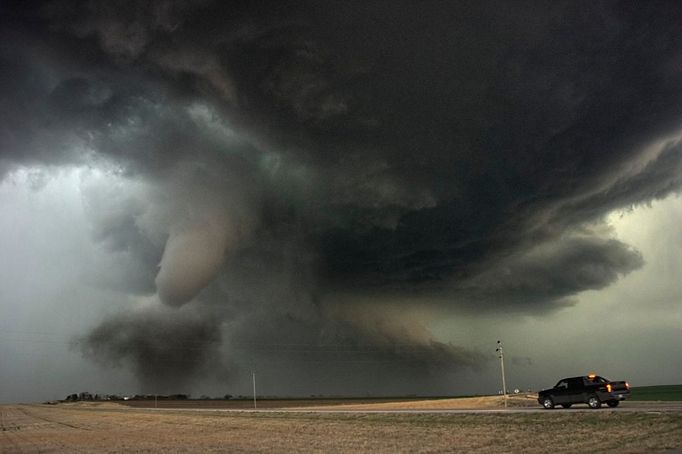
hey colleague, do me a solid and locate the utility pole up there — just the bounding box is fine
[496,340,508,408]
[252,371,257,409]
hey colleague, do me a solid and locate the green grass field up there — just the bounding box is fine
[630,384,682,401]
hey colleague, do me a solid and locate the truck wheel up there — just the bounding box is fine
[606,400,619,408]
[561,404,572,409]
[587,395,601,409]
[542,397,554,409]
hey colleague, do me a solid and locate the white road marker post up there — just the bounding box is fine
[252,371,257,409]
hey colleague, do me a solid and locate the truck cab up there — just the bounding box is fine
[538,374,630,409]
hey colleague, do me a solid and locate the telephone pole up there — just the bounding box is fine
[496,340,508,408]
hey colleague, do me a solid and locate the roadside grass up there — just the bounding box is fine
[630,384,682,401]
[4,404,682,453]
[206,411,682,453]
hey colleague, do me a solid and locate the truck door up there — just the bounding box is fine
[567,377,586,403]
[552,380,570,404]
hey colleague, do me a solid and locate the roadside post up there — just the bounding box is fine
[252,371,257,409]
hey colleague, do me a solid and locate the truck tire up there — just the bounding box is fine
[542,397,554,409]
[587,395,601,409]
[606,400,619,408]
[561,404,572,408]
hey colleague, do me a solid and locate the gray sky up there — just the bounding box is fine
[1,1,682,402]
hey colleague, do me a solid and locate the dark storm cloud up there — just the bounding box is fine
[79,177,162,295]
[549,138,682,227]
[3,0,682,392]
[451,234,644,312]
[511,357,533,368]
[78,306,224,393]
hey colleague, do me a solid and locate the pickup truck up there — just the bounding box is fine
[538,375,630,409]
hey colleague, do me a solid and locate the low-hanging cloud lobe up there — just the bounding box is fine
[80,306,224,393]
[3,0,682,394]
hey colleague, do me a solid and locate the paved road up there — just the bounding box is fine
[145,400,682,414]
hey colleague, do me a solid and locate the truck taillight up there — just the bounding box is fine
[625,382,630,390]
[606,383,612,393]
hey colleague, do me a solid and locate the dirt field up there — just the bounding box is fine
[1,402,681,453]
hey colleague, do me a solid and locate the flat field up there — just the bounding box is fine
[120,396,457,409]
[1,402,681,453]
[120,394,536,410]
[630,384,682,401]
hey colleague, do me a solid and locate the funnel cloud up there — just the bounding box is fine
[155,213,235,307]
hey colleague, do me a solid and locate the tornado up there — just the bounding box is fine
[155,213,234,307]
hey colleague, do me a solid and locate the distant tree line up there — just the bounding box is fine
[62,393,236,401]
